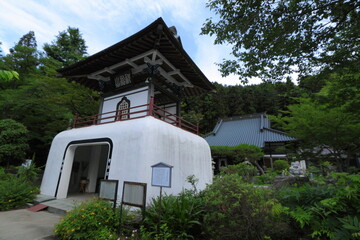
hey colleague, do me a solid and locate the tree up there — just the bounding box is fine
[43,27,87,67]
[0,119,29,166]
[211,144,265,174]
[276,71,360,171]
[182,81,302,134]
[233,144,265,175]
[0,75,99,165]
[0,70,19,81]
[2,31,39,78]
[201,0,360,83]
[0,28,97,165]
[203,174,278,239]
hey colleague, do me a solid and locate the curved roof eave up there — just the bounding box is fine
[57,17,215,94]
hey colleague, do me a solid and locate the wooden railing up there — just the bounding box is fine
[72,97,199,135]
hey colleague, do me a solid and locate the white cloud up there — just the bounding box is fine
[0,1,69,51]
[0,0,256,85]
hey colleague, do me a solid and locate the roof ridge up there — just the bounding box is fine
[222,113,266,122]
[213,119,223,134]
[263,127,289,136]
[58,17,164,74]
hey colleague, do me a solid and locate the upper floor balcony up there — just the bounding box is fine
[72,98,199,135]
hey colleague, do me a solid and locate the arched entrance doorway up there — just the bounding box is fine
[56,140,112,199]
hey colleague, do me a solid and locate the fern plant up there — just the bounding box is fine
[333,216,360,240]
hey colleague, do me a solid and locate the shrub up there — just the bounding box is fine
[54,199,119,240]
[273,160,290,172]
[202,174,275,240]
[220,162,258,182]
[276,174,360,239]
[0,169,37,211]
[16,162,42,183]
[0,119,29,166]
[255,170,278,185]
[141,191,204,240]
[276,183,335,209]
[118,207,143,239]
[211,144,265,174]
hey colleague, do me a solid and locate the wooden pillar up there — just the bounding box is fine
[269,142,273,169]
[148,81,155,103]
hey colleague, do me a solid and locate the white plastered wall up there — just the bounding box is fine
[40,116,213,204]
[100,87,149,123]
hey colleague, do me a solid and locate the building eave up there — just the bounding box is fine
[57,17,214,96]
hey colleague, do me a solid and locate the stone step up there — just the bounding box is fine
[32,193,98,216]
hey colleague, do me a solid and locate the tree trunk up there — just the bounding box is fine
[253,161,265,175]
[336,158,343,172]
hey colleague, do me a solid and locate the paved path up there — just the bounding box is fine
[0,209,61,240]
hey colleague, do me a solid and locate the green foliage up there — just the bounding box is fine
[202,174,276,239]
[288,207,313,229]
[43,27,87,66]
[54,199,119,240]
[118,207,142,239]
[220,162,258,182]
[211,144,265,174]
[0,27,98,165]
[201,0,359,82]
[275,71,360,172]
[274,160,290,173]
[16,162,41,183]
[277,184,335,208]
[0,70,19,81]
[186,174,199,193]
[0,168,37,211]
[276,173,360,239]
[255,170,279,185]
[141,223,173,240]
[183,81,301,134]
[142,192,204,240]
[1,31,39,79]
[0,119,29,166]
[334,216,360,240]
[211,144,263,163]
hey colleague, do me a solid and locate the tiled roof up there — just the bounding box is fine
[57,18,214,96]
[204,114,295,148]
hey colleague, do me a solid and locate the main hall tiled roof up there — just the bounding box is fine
[204,114,295,148]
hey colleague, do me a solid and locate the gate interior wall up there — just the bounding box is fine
[57,143,110,198]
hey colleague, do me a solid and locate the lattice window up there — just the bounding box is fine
[116,97,130,120]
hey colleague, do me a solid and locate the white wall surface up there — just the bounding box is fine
[100,87,149,123]
[155,103,177,124]
[40,116,213,204]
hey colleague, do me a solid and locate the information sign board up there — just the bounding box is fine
[151,162,173,188]
[121,181,147,208]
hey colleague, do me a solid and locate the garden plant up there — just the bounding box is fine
[0,166,38,211]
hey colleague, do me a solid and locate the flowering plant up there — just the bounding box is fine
[54,199,119,240]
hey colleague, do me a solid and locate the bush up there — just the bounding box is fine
[0,168,37,211]
[202,174,275,240]
[273,160,290,172]
[276,174,360,239]
[276,183,335,209]
[255,170,278,185]
[118,206,143,239]
[220,162,258,182]
[16,162,42,183]
[54,199,119,240]
[141,191,204,240]
[0,119,29,166]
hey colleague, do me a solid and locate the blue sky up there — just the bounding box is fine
[0,0,262,85]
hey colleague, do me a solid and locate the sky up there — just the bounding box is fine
[0,0,263,85]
